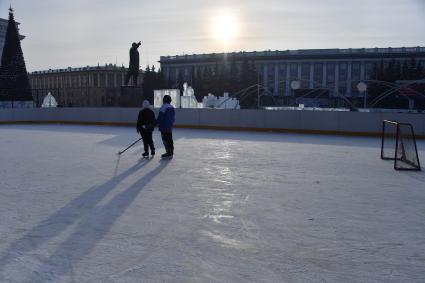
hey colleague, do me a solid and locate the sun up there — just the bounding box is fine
[211,13,239,43]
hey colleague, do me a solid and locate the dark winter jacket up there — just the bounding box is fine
[137,108,156,132]
[157,103,175,132]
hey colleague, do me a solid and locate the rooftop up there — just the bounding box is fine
[0,124,424,282]
[30,64,127,75]
[160,46,425,63]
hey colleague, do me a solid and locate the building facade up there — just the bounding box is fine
[29,64,142,107]
[0,18,25,61]
[159,47,425,101]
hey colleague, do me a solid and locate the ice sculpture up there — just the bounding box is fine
[181,82,200,108]
[153,83,240,109]
[153,89,181,108]
[202,92,240,109]
[41,92,58,108]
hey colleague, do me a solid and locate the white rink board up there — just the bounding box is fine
[0,108,424,136]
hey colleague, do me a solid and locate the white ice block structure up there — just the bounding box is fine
[154,84,240,109]
[41,92,58,108]
[154,89,181,109]
[202,92,240,109]
[181,96,200,109]
[181,83,201,109]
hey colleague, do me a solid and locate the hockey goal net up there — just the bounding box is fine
[381,120,421,171]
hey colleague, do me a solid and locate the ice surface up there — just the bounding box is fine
[0,124,424,282]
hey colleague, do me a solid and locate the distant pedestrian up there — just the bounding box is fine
[125,41,141,86]
[157,95,175,158]
[137,100,156,158]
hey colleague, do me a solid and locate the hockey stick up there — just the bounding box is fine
[118,137,143,155]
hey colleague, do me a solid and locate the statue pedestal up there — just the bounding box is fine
[119,86,143,107]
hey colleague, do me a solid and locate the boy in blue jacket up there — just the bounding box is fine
[157,95,175,158]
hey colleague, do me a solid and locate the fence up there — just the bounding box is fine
[0,108,424,137]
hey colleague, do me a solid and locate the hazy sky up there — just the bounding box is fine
[1,0,424,72]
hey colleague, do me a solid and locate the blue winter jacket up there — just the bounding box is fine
[157,103,175,132]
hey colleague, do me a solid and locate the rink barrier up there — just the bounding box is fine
[1,121,423,138]
[0,120,383,136]
[173,125,383,137]
[0,108,424,138]
[0,120,133,127]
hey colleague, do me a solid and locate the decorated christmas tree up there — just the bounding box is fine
[0,7,32,107]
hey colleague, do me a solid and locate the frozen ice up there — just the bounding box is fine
[153,89,181,108]
[181,83,199,109]
[202,92,240,109]
[0,124,424,282]
[41,92,58,108]
[156,84,240,109]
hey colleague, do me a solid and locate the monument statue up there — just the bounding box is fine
[124,41,141,86]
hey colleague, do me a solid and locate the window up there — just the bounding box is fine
[351,63,361,92]
[314,63,323,86]
[365,63,374,80]
[338,63,348,95]
[278,64,286,95]
[301,63,310,88]
[168,67,176,82]
[108,74,114,87]
[266,64,274,93]
[326,63,335,86]
[93,73,98,87]
[100,74,105,87]
[290,63,298,81]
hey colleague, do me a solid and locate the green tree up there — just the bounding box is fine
[176,71,185,94]
[0,7,32,105]
[191,67,203,102]
[142,65,154,102]
[155,67,165,90]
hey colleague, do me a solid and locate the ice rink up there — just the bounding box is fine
[0,124,424,283]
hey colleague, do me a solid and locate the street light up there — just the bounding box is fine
[290,80,304,107]
[290,80,301,91]
[357,81,367,108]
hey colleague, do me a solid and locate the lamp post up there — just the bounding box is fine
[357,81,368,108]
[290,80,301,106]
[257,71,260,109]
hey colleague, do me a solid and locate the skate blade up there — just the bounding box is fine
[161,156,173,160]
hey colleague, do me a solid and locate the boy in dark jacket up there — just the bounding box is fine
[156,95,175,158]
[137,100,156,158]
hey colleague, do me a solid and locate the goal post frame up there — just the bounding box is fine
[381,120,421,171]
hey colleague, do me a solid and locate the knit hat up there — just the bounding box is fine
[142,100,151,109]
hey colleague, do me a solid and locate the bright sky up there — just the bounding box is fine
[1,0,424,72]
